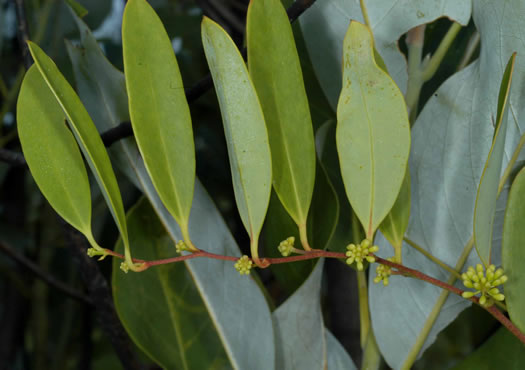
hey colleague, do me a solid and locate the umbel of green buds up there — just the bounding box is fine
[374,258,393,286]
[461,264,507,307]
[345,239,379,271]
[278,236,295,257]
[176,240,191,254]
[234,255,253,275]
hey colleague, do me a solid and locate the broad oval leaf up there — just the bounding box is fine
[502,167,525,334]
[27,42,131,255]
[299,0,471,109]
[247,0,315,231]
[272,260,326,369]
[113,197,231,369]
[201,17,272,260]
[17,66,92,238]
[336,21,410,238]
[122,0,196,242]
[326,329,357,370]
[65,13,276,369]
[379,169,410,257]
[474,53,516,266]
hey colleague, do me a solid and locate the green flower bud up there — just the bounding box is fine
[234,255,253,275]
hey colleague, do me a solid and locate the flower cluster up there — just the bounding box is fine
[461,264,507,307]
[176,240,191,254]
[234,255,254,275]
[277,237,295,257]
[373,258,393,286]
[345,239,379,271]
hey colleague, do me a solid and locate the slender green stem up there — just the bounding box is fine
[361,330,382,370]
[298,223,312,251]
[421,22,462,81]
[498,130,525,194]
[401,237,474,369]
[357,270,370,349]
[457,31,480,71]
[359,0,371,29]
[404,237,461,279]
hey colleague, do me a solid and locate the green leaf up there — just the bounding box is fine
[316,121,352,253]
[336,21,410,238]
[474,53,516,266]
[379,169,410,257]
[299,0,471,108]
[113,198,230,369]
[27,42,135,267]
[122,0,196,247]
[247,0,316,241]
[65,0,88,18]
[502,166,525,334]
[17,66,93,239]
[452,327,525,370]
[273,260,326,369]
[66,15,276,369]
[201,17,272,263]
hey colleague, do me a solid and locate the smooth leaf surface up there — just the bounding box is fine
[337,21,410,238]
[326,329,357,370]
[66,13,275,369]
[27,42,129,247]
[369,1,525,368]
[201,17,272,247]
[299,0,471,109]
[113,198,230,369]
[502,167,525,334]
[247,0,315,227]
[474,53,516,266]
[122,0,195,236]
[273,260,326,369]
[316,121,352,252]
[452,328,525,370]
[17,66,92,236]
[379,169,410,253]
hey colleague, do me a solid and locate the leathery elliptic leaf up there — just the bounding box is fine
[336,21,410,238]
[502,167,525,334]
[122,0,196,250]
[247,0,316,250]
[201,17,272,265]
[474,53,516,266]
[112,198,231,369]
[27,42,140,270]
[17,66,94,242]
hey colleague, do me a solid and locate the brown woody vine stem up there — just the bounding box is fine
[103,246,525,346]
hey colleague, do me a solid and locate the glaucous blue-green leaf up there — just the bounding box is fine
[502,167,525,334]
[337,21,410,238]
[273,260,325,369]
[26,42,132,263]
[17,66,93,240]
[452,328,525,370]
[122,0,196,245]
[326,329,357,370]
[201,17,272,262]
[299,0,471,109]
[113,198,230,369]
[474,53,516,266]
[65,12,275,368]
[379,169,411,257]
[369,1,525,368]
[247,0,315,236]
